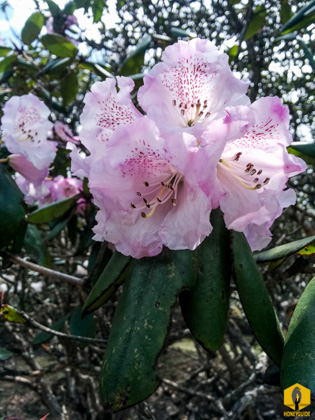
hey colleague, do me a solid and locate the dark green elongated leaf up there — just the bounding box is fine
[281,277,315,391]
[180,209,231,352]
[288,145,315,165]
[231,231,284,366]
[43,57,72,74]
[21,12,45,45]
[24,225,51,267]
[300,40,315,69]
[254,236,315,263]
[282,12,315,34]
[291,142,315,158]
[0,164,26,250]
[0,55,17,73]
[70,307,97,347]
[92,0,105,23]
[61,71,78,105]
[244,8,266,40]
[82,252,131,316]
[99,248,197,410]
[0,46,12,57]
[46,0,61,16]
[41,34,78,58]
[45,213,71,240]
[0,347,14,360]
[63,1,76,15]
[170,27,191,38]
[28,195,80,224]
[280,0,292,24]
[281,0,315,32]
[33,314,70,345]
[16,58,38,74]
[120,35,151,76]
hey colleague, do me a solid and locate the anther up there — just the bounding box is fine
[144,181,149,187]
[181,109,185,116]
[171,198,176,205]
[146,203,151,208]
[257,170,262,175]
[256,184,262,189]
[143,198,148,204]
[263,178,270,184]
[136,192,141,196]
[131,203,136,208]
[250,169,256,175]
[234,152,242,161]
[141,212,146,218]
[253,178,259,183]
[172,100,176,106]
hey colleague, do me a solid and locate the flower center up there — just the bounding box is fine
[130,172,184,219]
[172,99,211,127]
[218,152,270,190]
[15,121,39,143]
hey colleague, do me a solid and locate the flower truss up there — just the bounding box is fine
[71,38,306,258]
[1,94,57,184]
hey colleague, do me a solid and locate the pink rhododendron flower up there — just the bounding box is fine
[78,77,143,155]
[216,97,306,250]
[88,118,224,258]
[1,94,57,171]
[54,121,80,144]
[138,38,249,138]
[8,154,48,185]
[15,175,51,205]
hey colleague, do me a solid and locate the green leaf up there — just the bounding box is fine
[43,57,73,78]
[0,46,12,57]
[300,40,315,70]
[33,314,70,345]
[288,143,315,165]
[244,8,266,40]
[70,307,97,347]
[61,71,78,105]
[93,63,114,79]
[180,209,231,352]
[231,231,284,365]
[280,0,292,24]
[297,242,315,256]
[28,195,80,224]
[46,0,61,16]
[254,236,315,262]
[21,12,45,45]
[0,347,14,360]
[120,35,151,76]
[63,1,77,15]
[92,0,105,23]
[281,277,315,391]
[82,252,131,316]
[0,55,17,73]
[41,34,78,58]
[170,27,192,38]
[24,225,51,267]
[0,305,26,324]
[281,11,315,34]
[99,248,197,410]
[281,0,315,32]
[0,164,26,250]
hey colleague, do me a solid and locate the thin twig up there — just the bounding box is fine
[9,308,107,345]
[1,251,85,287]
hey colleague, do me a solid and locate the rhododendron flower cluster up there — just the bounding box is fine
[71,38,306,258]
[1,94,57,185]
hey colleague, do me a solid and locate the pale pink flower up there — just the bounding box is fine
[1,94,57,171]
[54,121,80,144]
[79,77,143,155]
[8,154,48,185]
[138,38,249,138]
[216,97,306,250]
[88,118,223,258]
[15,175,51,206]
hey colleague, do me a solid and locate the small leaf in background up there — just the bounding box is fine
[92,0,105,23]
[61,71,78,105]
[120,35,151,76]
[0,46,12,57]
[244,6,266,40]
[24,225,52,267]
[0,305,26,324]
[228,44,238,62]
[0,347,14,360]
[99,249,197,410]
[280,0,292,24]
[46,0,61,16]
[0,54,17,74]
[300,40,315,70]
[170,27,192,38]
[254,235,315,263]
[21,12,45,45]
[281,277,315,391]
[33,314,70,345]
[180,209,231,352]
[297,242,315,256]
[70,307,97,347]
[28,194,80,224]
[41,34,78,58]
[82,252,131,316]
[0,164,26,250]
[231,231,284,366]
[280,0,315,33]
